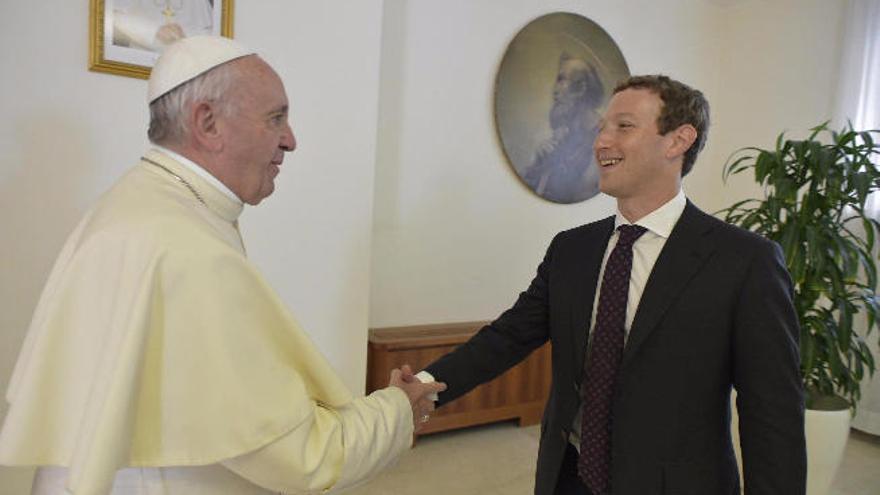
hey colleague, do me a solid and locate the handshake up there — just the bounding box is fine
[388,365,446,432]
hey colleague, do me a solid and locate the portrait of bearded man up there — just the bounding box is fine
[523,53,604,203]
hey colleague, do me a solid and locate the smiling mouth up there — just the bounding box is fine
[598,158,622,167]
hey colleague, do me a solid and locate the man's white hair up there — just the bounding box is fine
[147,60,241,145]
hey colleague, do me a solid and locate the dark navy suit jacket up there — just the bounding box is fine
[426,202,806,495]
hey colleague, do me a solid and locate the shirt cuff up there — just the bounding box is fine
[415,371,438,402]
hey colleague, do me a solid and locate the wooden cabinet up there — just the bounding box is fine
[366,321,551,435]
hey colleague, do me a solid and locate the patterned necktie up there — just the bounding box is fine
[578,224,648,494]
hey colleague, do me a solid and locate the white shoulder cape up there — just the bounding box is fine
[0,151,365,494]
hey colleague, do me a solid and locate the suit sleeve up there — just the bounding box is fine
[425,235,557,406]
[733,240,806,494]
[221,387,413,494]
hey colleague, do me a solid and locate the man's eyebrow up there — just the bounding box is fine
[268,105,288,115]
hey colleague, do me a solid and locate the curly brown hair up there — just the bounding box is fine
[613,75,710,176]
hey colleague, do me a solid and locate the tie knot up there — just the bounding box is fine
[616,224,647,247]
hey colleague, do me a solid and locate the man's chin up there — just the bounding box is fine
[243,186,275,206]
[598,181,619,198]
[259,183,277,204]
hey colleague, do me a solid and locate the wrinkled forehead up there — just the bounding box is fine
[227,56,289,109]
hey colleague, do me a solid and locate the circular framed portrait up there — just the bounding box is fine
[495,12,629,204]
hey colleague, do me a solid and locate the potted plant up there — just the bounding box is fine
[719,122,880,494]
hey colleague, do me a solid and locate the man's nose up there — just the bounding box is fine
[281,124,296,152]
[594,127,610,149]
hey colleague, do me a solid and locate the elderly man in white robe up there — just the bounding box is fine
[0,36,445,495]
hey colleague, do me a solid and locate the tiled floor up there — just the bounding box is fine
[1,423,875,494]
[348,421,541,495]
[348,423,880,495]
[832,429,880,495]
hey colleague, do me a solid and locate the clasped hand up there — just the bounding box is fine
[388,365,446,432]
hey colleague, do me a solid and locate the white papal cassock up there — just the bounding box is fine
[0,149,413,494]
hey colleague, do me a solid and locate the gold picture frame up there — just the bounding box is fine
[89,0,235,80]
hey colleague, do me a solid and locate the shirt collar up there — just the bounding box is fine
[614,189,687,239]
[153,145,243,205]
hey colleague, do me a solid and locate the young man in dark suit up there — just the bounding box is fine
[418,75,806,495]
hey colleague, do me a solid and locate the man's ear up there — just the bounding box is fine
[191,102,223,152]
[666,124,697,160]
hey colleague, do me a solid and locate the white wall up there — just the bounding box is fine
[686,0,846,216]
[239,0,384,398]
[370,0,845,328]
[0,1,383,490]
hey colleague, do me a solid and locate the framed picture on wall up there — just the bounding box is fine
[494,12,629,204]
[89,0,235,79]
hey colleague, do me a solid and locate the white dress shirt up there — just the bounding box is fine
[569,189,687,449]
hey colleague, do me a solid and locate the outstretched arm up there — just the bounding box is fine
[223,369,446,494]
[425,236,558,406]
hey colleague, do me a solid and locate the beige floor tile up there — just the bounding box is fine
[348,422,880,495]
[345,422,539,495]
[829,429,880,495]
[0,467,34,494]
[485,473,537,495]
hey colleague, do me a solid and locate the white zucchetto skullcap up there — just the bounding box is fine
[148,36,255,103]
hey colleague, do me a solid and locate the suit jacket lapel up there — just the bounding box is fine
[621,202,717,369]
[571,217,615,379]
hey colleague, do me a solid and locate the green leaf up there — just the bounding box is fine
[720,121,880,409]
[755,151,775,183]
